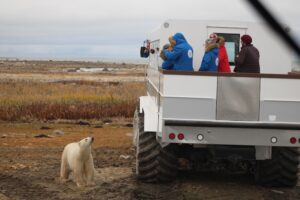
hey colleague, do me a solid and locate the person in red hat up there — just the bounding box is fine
[209,33,218,43]
[234,34,260,73]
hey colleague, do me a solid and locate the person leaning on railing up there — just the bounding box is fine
[234,34,260,73]
[160,32,194,71]
[160,43,174,70]
[217,36,231,73]
[199,38,219,72]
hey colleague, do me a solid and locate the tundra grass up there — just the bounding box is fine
[0,81,145,121]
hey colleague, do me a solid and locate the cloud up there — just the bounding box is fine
[0,0,299,60]
[0,19,152,45]
[0,0,251,21]
[0,44,140,59]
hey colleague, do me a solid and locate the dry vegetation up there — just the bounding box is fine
[0,60,144,73]
[0,81,145,121]
[0,60,146,122]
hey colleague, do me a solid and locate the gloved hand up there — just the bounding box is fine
[160,50,166,60]
[169,36,176,47]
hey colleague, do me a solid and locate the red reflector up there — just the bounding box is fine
[290,137,297,144]
[169,133,175,140]
[178,133,184,140]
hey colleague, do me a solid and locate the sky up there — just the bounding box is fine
[0,0,299,61]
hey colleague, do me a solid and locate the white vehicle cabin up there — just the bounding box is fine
[139,19,300,148]
[134,19,300,186]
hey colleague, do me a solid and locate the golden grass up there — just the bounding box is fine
[0,123,132,148]
[0,81,145,121]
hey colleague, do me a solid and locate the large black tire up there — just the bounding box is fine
[135,107,178,183]
[255,147,299,187]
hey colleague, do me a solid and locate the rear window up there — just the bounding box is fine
[216,33,240,65]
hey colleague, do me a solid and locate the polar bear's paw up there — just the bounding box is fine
[60,178,69,183]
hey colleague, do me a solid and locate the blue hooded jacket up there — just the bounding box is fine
[163,33,194,71]
[199,47,219,72]
[162,60,174,70]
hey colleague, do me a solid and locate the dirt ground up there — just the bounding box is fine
[0,122,300,200]
[0,60,300,199]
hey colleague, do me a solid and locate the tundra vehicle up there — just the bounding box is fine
[133,20,300,187]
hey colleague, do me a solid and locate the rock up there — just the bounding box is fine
[53,130,64,136]
[1,134,8,138]
[34,134,52,138]
[93,121,104,128]
[271,190,284,194]
[102,119,112,124]
[119,155,131,159]
[67,69,77,72]
[40,126,51,130]
[125,123,133,127]
[11,163,27,170]
[76,120,91,126]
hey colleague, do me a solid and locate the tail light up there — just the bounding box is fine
[178,133,184,140]
[290,137,297,144]
[169,133,175,140]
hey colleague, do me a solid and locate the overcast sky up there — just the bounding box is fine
[0,0,299,61]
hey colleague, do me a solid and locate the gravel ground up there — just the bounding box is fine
[0,123,300,200]
[0,61,299,200]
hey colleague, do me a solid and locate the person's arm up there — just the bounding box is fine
[160,50,166,60]
[164,46,183,61]
[162,61,173,70]
[222,50,231,72]
[234,48,247,72]
[199,53,211,71]
[235,48,246,67]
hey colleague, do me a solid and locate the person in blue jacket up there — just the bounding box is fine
[162,59,174,70]
[199,38,219,72]
[160,43,174,70]
[162,33,194,71]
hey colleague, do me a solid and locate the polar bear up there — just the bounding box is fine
[60,136,96,187]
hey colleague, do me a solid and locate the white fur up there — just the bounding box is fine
[60,137,95,187]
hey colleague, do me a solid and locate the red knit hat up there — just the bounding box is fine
[241,34,252,44]
[209,33,218,39]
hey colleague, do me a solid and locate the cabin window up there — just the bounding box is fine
[216,33,240,66]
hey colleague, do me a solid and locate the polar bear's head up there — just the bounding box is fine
[78,137,94,149]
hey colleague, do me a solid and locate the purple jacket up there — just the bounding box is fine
[234,44,260,73]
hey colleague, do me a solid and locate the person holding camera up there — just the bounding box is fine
[160,32,194,71]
